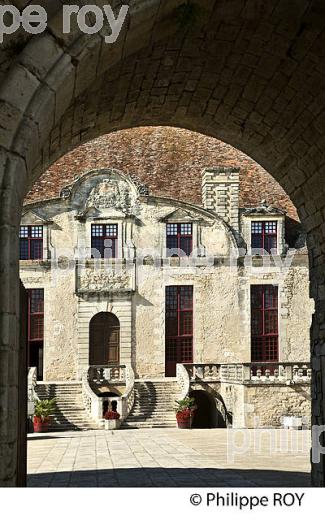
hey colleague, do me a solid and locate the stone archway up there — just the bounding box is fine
[190,390,220,429]
[1,0,325,485]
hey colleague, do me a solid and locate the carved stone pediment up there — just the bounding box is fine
[160,207,209,223]
[78,267,132,293]
[160,208,196,222]
[85,178,140,216]
[21,210,50,225]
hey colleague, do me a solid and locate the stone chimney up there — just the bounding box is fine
[202,167,240,230]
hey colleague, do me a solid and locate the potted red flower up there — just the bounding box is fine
[104,403,121,430]
[175,397,196,429]
[33,398,56,433]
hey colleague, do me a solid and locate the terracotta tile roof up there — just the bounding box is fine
[26,127,298,221]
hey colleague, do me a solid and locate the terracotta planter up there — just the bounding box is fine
[176,414,193,429]
[105,419,121,430]
[33,416,50,433]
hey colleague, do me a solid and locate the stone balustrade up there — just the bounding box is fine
[176,363,191,398]
[121,364,135,419]
[82,364,135,426]
[183,363,221,382]
[247,363,312,383]
[27,367,37,416]
[182,362,311,384]
[88,365,126,384]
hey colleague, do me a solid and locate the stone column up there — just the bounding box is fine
[0,152,27,486]
[311,291,325,486]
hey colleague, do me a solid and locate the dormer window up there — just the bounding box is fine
[91,224,118,259]
[251,221,277,255]
[166,223,193,257]
[19,225,43,260]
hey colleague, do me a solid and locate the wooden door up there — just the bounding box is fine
[89,313,120,365]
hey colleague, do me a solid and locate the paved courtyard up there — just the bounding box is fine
[27,428,311,487]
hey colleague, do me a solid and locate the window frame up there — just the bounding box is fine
[27,288,44,380]
[251,284,279,363]
[166,222,193,257]
[251,220,278,255]
[28,288,44,342]
[19,225,44,260]
[91,223,119,259]
[165,285,194,376]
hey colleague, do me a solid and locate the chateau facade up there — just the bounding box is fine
[22,167,313,429]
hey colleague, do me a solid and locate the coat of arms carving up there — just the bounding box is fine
[79,269,130,292]
[86,178,139,215]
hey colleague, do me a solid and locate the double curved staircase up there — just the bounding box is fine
[32,366,184,432]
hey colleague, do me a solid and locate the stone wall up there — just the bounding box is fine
[221,381,311,429]
[191,381,311,429]
[243,384,311,428]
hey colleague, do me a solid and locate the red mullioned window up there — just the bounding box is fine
[28,289,44,341]
[19,225,43,260]
[251,221,277,254]
[166,223,193,256]
[251,285,278,362]
[28,289,44,380]
[91,224,118,259]
[165,286,193,377]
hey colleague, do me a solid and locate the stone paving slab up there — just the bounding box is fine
[27,428,311,487]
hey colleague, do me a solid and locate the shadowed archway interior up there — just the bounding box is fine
[1,0,325,486]
[190,390,220,429]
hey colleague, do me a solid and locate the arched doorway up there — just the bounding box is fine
[89,312,120,366]
[190,390,221,429]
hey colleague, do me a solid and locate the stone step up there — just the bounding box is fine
[134,395,178,398]
[37,386,82,389]
[36,392,82,397]
[132,401,177,405]
[37,389,82,392]
[127,416,176,420]
[38,400,83,407]
[46,425,98,431]
[124,379,181,428]
[51,420,95,426]
[36,395,83,399]
[125,418,176,423]
[121,423,176,429]
[134,387,179,391]
[129,410,176,417]
[53,406,87,410]
[34,383,97,431]
[51,413,92,419]
[129,409,176,415]
[134,392,177,401]
[135,382,179,386]
[133,392,179,396]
